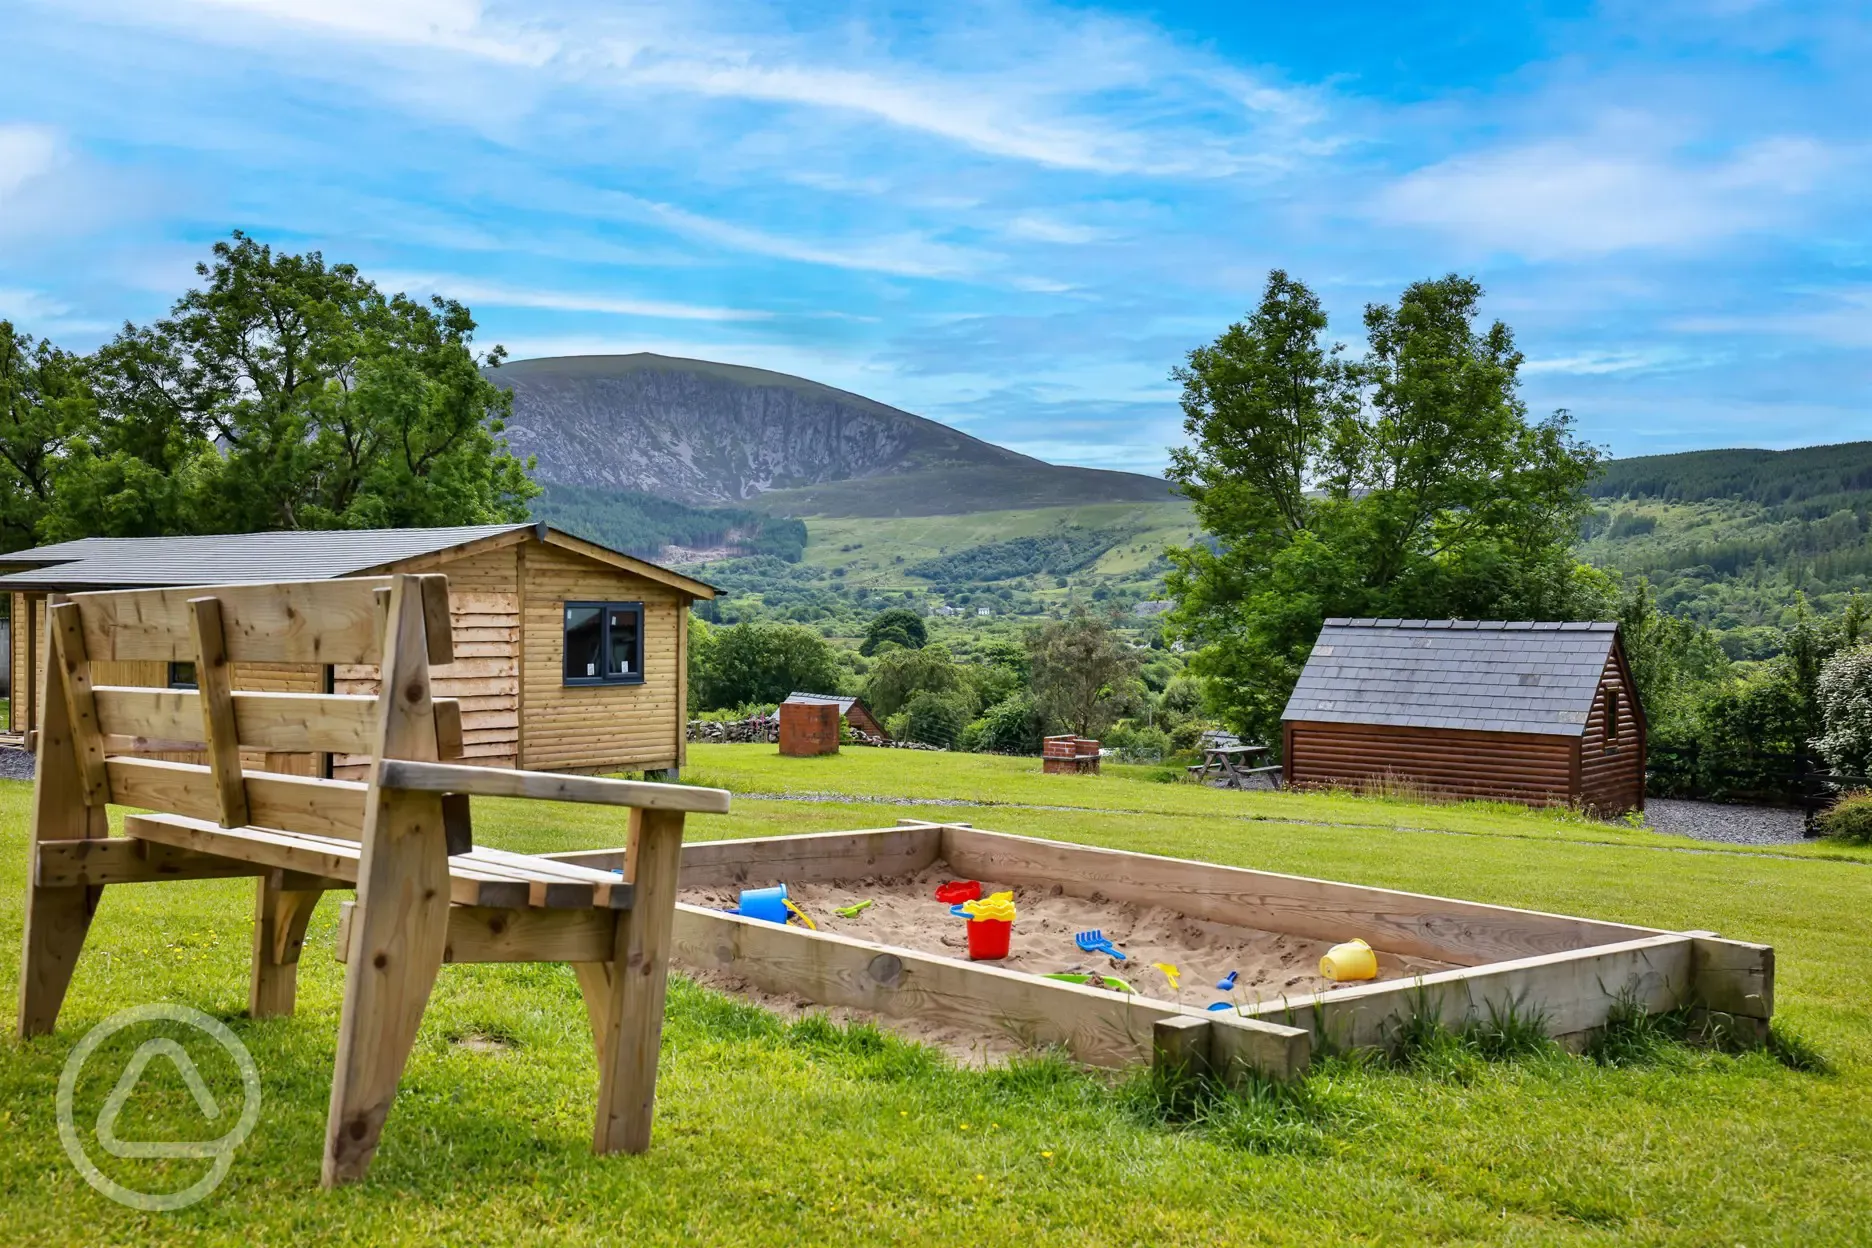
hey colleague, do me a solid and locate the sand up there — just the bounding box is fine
[679,860,1454,1062]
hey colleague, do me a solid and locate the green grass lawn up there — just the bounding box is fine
[2,746,1868,1244]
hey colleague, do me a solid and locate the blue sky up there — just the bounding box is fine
[1,1,1868,476]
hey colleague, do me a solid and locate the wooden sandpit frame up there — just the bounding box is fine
[545,820,1773,1082]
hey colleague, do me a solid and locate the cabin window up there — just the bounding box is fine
[1602,688,1620,751]
[168,661,198,690]
[563,602,644,685]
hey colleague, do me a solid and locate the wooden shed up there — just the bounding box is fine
[0,523,715,778]
[1281,619,1645,813]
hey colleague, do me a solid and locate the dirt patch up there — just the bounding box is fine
[680,860,1453,1059]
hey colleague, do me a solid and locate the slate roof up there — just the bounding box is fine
[783,692,859,713]
[0,525,533,589]
[1281,619,1622,737]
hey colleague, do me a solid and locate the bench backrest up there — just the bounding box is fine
[39,573,453,840]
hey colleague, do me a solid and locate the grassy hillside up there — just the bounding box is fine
[746,464,1174,518]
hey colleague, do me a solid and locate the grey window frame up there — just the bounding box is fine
[563,600,646,686]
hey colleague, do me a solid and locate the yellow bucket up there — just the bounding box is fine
[1319,939,1378,982]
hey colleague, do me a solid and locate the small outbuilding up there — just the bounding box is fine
[0,523,716,778]
[1281,619,1645,812]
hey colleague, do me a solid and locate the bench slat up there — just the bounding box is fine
[95,687,381,756]
[76,578,395,665]
[378,759,731,815]
[108,756,368,840]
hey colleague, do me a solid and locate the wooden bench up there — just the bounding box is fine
[15,573,730,1186]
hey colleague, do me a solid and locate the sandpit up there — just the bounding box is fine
[681,860,1454,1010]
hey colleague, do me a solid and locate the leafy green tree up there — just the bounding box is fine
[693,620,843,709]
[963,691,1045,754]
[1815,645,1872,777]
[861,607,928,656]
[1028,612,1139,738]
[903,691,969,749]
[1618,579,1732,743]
[863,644,967,719]
[0,322,94,551]
[45,232,537,540]
[1166,270,1608,745]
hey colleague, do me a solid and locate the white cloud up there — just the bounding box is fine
[378,273,772,321]
[176,0,557,64]
[0,287,72,321]
[1372,133,1835,259]
[0,125,60,201]
[1521,349,1689,375]
[1670,286,1872,347]
[1004,213,1108,245]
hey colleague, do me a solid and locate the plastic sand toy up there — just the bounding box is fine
[934,880,982,905]
[1320,938,1378,982]
[735,885,790,923]
[782,898,818,930]
[1074,930,1126,960]
[1216,970,1239,991]
[1153,962,1181,991]
[956,891,1015,960]
[833,900,874,918]
[1044,972,1135,994]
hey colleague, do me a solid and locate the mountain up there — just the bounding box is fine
[1594,441,1872,514]
[489,353,1173,517]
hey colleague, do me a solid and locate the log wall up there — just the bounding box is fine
[1284,719,1578,805]
[1577,648,1645,813]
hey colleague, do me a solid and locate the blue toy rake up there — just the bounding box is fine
[1074,929,1126,960]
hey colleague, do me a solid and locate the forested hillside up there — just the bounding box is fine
[1586,441,1871,653]
[531,483,806,562]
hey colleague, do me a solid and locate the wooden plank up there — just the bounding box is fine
[48,601,110,807]
[1689,933,1774,1019]
[545,824,942,883]
[672,902,1310,1075]
[334,901,619,965]
[76,578,394,666]
[1237,934,1695,1049]
[416,574,454,666]
[378,758,731,815]
[16,628,110,1037]
[1152,1015,1211,1076]
[107,756,368,841]
[433,698,464,761]
[938,825,1648,966]
[94,686,379,755]
[35,837,267,887]
[585,807,686,1154]
[466,846,634,909]
[189,597,250,828]
[127,812,363,883]
[324,574,453,1187]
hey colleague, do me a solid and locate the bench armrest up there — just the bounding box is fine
[377,759,731,816]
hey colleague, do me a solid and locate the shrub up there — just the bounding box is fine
[968,692,1044,754]
[903,691,969,748]
[1106,722,1172,762]
[1817,790,1872,845]
[1815,645,1872,778]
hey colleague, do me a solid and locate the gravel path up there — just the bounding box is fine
[0,747,32,781]
[1640,797,1808,846]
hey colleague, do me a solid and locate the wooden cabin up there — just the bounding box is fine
[1281,619,1645,813]
[0,523,716,778]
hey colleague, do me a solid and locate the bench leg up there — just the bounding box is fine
[579,808,685,1155]
[18,880,102,1038]
[248,872,324,1019]
[322,790,451,1187]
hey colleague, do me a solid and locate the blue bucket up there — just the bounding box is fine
[737,884,790,924]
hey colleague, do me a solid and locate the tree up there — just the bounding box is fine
[1165,270,1608,745]
[1814,645,1872,778]
[861,607,927,656]
[963,691,1045,754]
[903,691,969,749]
[1618,579,1731,744]
[1028,612,1139,738]
[863,644,967,720]
[692,620,843,710]
[0,322,94,551]
[44,231,537,540]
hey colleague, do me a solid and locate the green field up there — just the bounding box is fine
[798,500,1198,589]
[2,746,1868,1244]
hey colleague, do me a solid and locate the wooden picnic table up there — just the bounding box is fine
[1187,743,1281,789]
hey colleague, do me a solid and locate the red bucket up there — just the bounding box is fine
[966,918,1012,961]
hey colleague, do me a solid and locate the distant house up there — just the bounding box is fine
[976,607,991,617]
[782,692,889,740]
[1281,619,1645,812]
[0,523,716,778]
